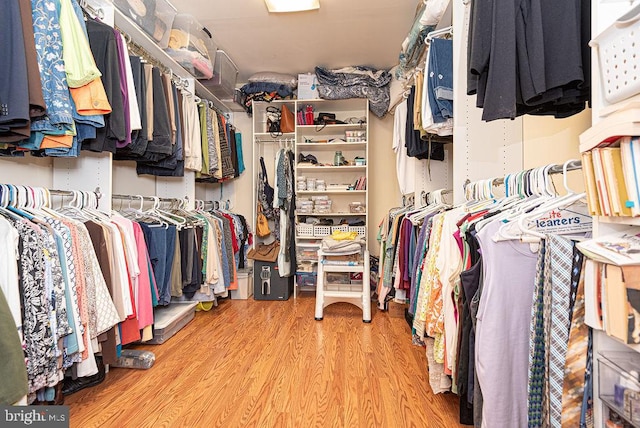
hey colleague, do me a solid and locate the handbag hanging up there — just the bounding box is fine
[266,106,281,136]
[247,240,280,262]
[280,104,295,133]
[256,204,271,238]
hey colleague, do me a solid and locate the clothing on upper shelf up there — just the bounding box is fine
[0,0,245,181]
[466,0,591,121]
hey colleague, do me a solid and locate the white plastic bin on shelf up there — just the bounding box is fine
[590,3,640,104]
[165,14,217,79]
[113,0,177,48]
[231,269,253,300]
[200,50,239,100]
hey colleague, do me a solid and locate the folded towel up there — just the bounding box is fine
[321,237,363,255]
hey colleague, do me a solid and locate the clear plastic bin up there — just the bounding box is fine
[113,0,177,48]
[166,14,217,79]
[111,349,156,369]
[201,50,239,100]
[598,351,640,427]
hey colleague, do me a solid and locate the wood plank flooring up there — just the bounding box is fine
[65,294,464,428]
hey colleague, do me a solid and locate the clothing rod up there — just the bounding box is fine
[490,160,582,186]
[49,188,102,199]
[425,26,453,43]
[111,194,186,203]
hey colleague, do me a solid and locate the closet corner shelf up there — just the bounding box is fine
[296,124,367,135]
[579,107,640,152]
[295,212,367,217]
[597,215,640,226]
[298,142,367,151]
[113,8,232,113]
[254,132,296,138]
[295,165,366,172]
[297,190,366,195]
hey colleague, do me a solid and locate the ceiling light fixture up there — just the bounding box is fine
[264,0,320,13]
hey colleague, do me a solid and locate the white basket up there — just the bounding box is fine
[296,224,314,236]
[349,226,366,238]
[314,225,331,236]
[591,4,640,104]
[331,225,349,234]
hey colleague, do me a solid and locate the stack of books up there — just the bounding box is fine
[582,136,640,217]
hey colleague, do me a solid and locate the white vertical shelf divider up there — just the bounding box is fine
[413,147,452,208]
[589,1,640,427]
[452,0,524,204]
[52,153,113,211]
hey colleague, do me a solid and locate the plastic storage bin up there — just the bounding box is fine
[296,243,319,262]
[166,14,217,79]
[598,351,640,427]
[111,350,156,369]
[296,271,317,287]
[296,223,314,236]
[590,3,640,104]
[230,268,253,300]
[314,225,331,236]
[113,0,177,48]
[201,50,239,100]
[349,226,366,238]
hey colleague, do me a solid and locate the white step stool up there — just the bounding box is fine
[314,249,371,323]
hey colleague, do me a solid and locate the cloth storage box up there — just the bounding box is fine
[201,50,239,100]
[253,260,294,301]
[590,3,640,104]
[113,0,177,48]
[166,14,217,79]
[230,268,253,300]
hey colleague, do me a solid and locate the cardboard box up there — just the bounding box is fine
[298,73,319,100]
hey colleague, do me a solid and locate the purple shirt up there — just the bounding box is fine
[114,30,131,148]
[475,219,538,428]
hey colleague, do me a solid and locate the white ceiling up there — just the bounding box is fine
[171,0,421,83]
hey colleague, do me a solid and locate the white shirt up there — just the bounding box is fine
[0,217,22,335]
[392,100,417,195]
[183,94,203,171]
[120,33,142,131]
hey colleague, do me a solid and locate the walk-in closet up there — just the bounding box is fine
[1,0,640,427]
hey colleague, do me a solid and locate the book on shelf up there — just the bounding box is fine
[601,146,633,216]
[592,148,613,216]
[582,151,602,216]
[620,136,640,217]
[583,136,640,218]
[577,228,640,266]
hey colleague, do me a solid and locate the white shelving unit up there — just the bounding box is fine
[251,99,369,298]
[585,1,640,427]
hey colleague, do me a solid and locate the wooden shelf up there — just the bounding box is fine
[296,165,366,173]
[596,216,640,226]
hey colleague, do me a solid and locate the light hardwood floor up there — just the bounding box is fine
[66,294,464,428]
